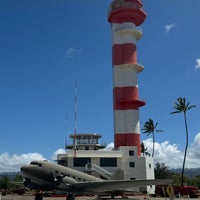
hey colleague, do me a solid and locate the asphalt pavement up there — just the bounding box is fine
[0,194,197,200]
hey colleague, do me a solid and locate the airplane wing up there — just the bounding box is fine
[71,179,172,194]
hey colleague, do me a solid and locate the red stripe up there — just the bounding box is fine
[113,86,145,110]
[112,44,137,66]
[115,133,141,156]
[108,6,146,26]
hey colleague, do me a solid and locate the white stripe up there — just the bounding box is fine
[113,64,138,87]
[114,110,140,134]
[111,22,142,44]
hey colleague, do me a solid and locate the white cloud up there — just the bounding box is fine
[143,139,183,169]
[66,48,82,58]
[187,133,200,167]
[195,58,200,71]
[143,133,200,168]
[101,142,114,151]
[165,23,176,33]
[51,148,65,161]
[1,133,200,172]
[0,152,46,172]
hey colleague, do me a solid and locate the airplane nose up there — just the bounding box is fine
[21,165,32,174]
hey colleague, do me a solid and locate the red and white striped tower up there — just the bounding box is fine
[108,0,147,156]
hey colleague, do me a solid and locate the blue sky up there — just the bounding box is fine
[0,0,199,171]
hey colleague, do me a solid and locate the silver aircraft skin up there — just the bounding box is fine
[21,160,171,197]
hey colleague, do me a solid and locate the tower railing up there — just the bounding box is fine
[107,0,146,17]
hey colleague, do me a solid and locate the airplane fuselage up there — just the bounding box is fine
[21,160,102,191]
[21,160,171,197]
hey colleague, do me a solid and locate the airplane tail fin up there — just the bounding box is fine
[111,168,124,180]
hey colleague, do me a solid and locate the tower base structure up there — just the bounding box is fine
[57,133,155,194]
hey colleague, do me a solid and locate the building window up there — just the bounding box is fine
[149,163,151,169]
[58,159,67,166]
[129,162,135,168]
[129,150,134,156]
[73,157,91,167]
[100,158,117,167]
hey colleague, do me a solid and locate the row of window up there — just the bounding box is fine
[58,150,136,167]
[74,157,117,167]
[73,158,137,168]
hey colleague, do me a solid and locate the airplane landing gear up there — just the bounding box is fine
[34,191,43,200]
[66,192,75,200]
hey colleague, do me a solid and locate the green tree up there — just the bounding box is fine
[0,175,10,189]
[142,119,163,157]
[13,174,23,182]
[169,172,181,186]
[154,162,170,179]
[171,97,196,186]
[193,176,200,188]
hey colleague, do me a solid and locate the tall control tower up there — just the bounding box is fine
[57,1,155,193]
[108,0,147,155]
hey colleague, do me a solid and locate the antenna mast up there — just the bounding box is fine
[65,115,68,153]
[74,80,78,157]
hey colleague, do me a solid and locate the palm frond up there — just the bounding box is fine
[171,97,196,114]
[142,119,159,134]
[187,104,196,111]
[171,110,182,114]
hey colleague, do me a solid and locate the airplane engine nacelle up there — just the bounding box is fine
[62,176,78,184]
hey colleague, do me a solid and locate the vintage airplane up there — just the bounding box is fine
[21,160,171,200]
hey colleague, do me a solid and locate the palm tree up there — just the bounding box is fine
[142,119,163,157]
[171,97,196,186]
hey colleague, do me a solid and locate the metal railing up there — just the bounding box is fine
[108,0,146,17]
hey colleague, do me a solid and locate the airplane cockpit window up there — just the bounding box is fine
[30,161,42,167]
[30,161,38,165]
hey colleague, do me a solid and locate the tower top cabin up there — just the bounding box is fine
[108,0,147,26]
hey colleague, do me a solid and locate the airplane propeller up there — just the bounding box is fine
[50,172,67,186]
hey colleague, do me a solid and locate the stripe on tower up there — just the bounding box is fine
[113,44,137,65]
[112,21,144,156]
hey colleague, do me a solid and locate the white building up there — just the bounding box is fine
[57,133,155,194]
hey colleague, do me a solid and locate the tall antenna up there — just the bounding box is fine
[65,115,68,153]
[74,80,78,157]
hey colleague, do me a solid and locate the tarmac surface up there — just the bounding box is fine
[0,194,197,200]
